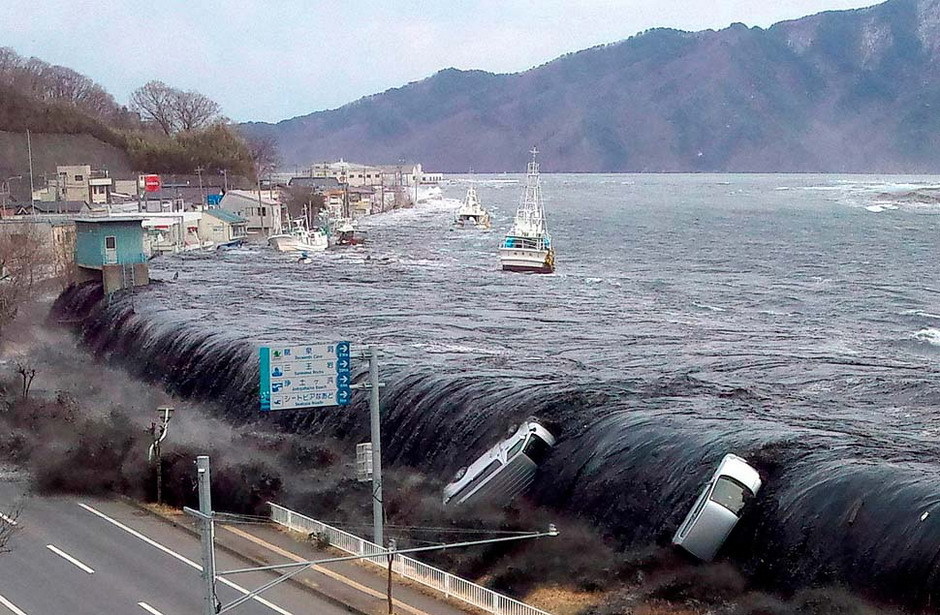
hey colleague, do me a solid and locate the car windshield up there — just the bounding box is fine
[709,477,752,515]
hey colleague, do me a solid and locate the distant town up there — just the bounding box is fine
[0,158,443,293]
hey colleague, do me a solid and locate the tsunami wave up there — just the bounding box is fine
[51,281,940,609]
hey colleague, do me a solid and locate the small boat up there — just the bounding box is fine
[498,148,555,273]
[331,218,366,247]
[454,184,491,228]
[268,218,329,253]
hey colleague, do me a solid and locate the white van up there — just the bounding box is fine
[442,420,556,507]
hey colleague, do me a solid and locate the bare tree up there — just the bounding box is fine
[130,80,178,135]
[248,135,280,181]
[0,504,20,555]
[0,224,54,338]
[131,81,223,135]
[15,361,35,399]
[174,89,222,132]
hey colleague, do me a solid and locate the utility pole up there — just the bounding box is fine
[386,538,396,614]
[194,456,218,615]
[195,167,205,207]
[368,346,384,546]
[147,407,174,505]
[26,129,35,212]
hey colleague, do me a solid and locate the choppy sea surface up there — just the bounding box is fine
[59,174,940,605]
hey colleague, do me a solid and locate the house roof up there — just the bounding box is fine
[19,201,86,214]
[289,177,340,189]
[221,190,279,206]
[206,209,247,224]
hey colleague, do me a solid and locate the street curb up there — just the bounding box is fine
[120,497,368,615]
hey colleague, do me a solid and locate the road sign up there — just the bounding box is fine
[142,174,161,192]
[259,342,351,411]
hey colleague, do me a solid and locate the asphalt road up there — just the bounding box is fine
[0,481,352,615]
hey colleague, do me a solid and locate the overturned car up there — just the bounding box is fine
[443,420,556,508]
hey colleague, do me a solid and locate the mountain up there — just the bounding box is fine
[243,0,940,173]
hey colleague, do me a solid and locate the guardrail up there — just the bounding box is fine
[269,502,553,615]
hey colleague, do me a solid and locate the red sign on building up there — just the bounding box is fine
[143,174,161,192]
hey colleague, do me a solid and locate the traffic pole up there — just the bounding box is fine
[368,346,384,546]
[196,456,218,615]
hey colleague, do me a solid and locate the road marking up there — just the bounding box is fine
[0,513,17,526]
[138,602,165,615]
[78,503,295,615]
[223,526,429,615]
[46,544,95,574]
[0,594,27,615]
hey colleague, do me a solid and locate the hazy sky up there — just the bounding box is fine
[2,0,879,123]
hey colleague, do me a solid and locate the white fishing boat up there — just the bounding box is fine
[268,218,329,253]
[454,184,491,228]
[331,218,366,247]
[498,148,555,273]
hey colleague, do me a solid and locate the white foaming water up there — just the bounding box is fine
[913,328,940,346]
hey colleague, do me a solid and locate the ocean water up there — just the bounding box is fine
[57,174,940,606]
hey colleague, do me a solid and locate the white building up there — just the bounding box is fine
[218,190,282,236]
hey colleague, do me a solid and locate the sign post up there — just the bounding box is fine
[259,342,352,411]
[259,341,382,542]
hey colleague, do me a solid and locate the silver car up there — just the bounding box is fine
[672,453,762,561]
[443,420,556,507]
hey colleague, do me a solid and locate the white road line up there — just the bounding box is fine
[0,593,28,615]
[138,602,165,615]
[46,544,95,574]
[78,503,294,615]
[0,513,17,526]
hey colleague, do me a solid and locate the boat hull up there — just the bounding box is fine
[268,234,328,252]
[498,247,555,274]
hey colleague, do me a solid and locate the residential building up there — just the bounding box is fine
[218,190,282,236]
[74,216,149,294]
[198,210,248,247]
[141,212,204,255]
[34,165,115,204]
[14,201,88,216]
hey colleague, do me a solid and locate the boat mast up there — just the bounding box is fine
[515,147,544,233]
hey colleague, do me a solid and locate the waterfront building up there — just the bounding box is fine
[74,216,149,294]
[197,209,248,247]
[218,189,281,236]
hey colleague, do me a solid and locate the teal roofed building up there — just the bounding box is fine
[197,209,248,247]
[75,216,149,294]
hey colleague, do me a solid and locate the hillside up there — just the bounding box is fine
[243,0,940,173]
[0,48,254,183]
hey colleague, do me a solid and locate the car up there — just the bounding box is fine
[442,419,556,507]
[672,453,763,561]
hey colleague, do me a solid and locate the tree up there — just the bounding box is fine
[130,81,177,135]
[0,503,19,555]
[173,90,222,132]
[130,81,223,135]
[248,135,280,182]
[0,224,54,339]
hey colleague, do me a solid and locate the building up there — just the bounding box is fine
[218,190,281,236]
[33,166,115,205]
[74,216,149,294]
[288,177,340,190]
[14,201,88,216]
[141,212,205,255]
[310,161,386,187]
[198,210,248,247]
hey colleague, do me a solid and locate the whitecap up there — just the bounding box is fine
[913,328,940,346]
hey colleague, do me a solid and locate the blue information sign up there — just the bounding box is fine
[259,342,352,411]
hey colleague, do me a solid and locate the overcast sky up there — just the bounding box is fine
[2,0,879,123]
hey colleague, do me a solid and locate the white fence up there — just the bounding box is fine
[269,503,553,615]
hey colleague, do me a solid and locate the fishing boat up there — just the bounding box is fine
[268,218,329,253]
[331,218,366,247]
[454,183,491,228]
[498,148,555,273]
